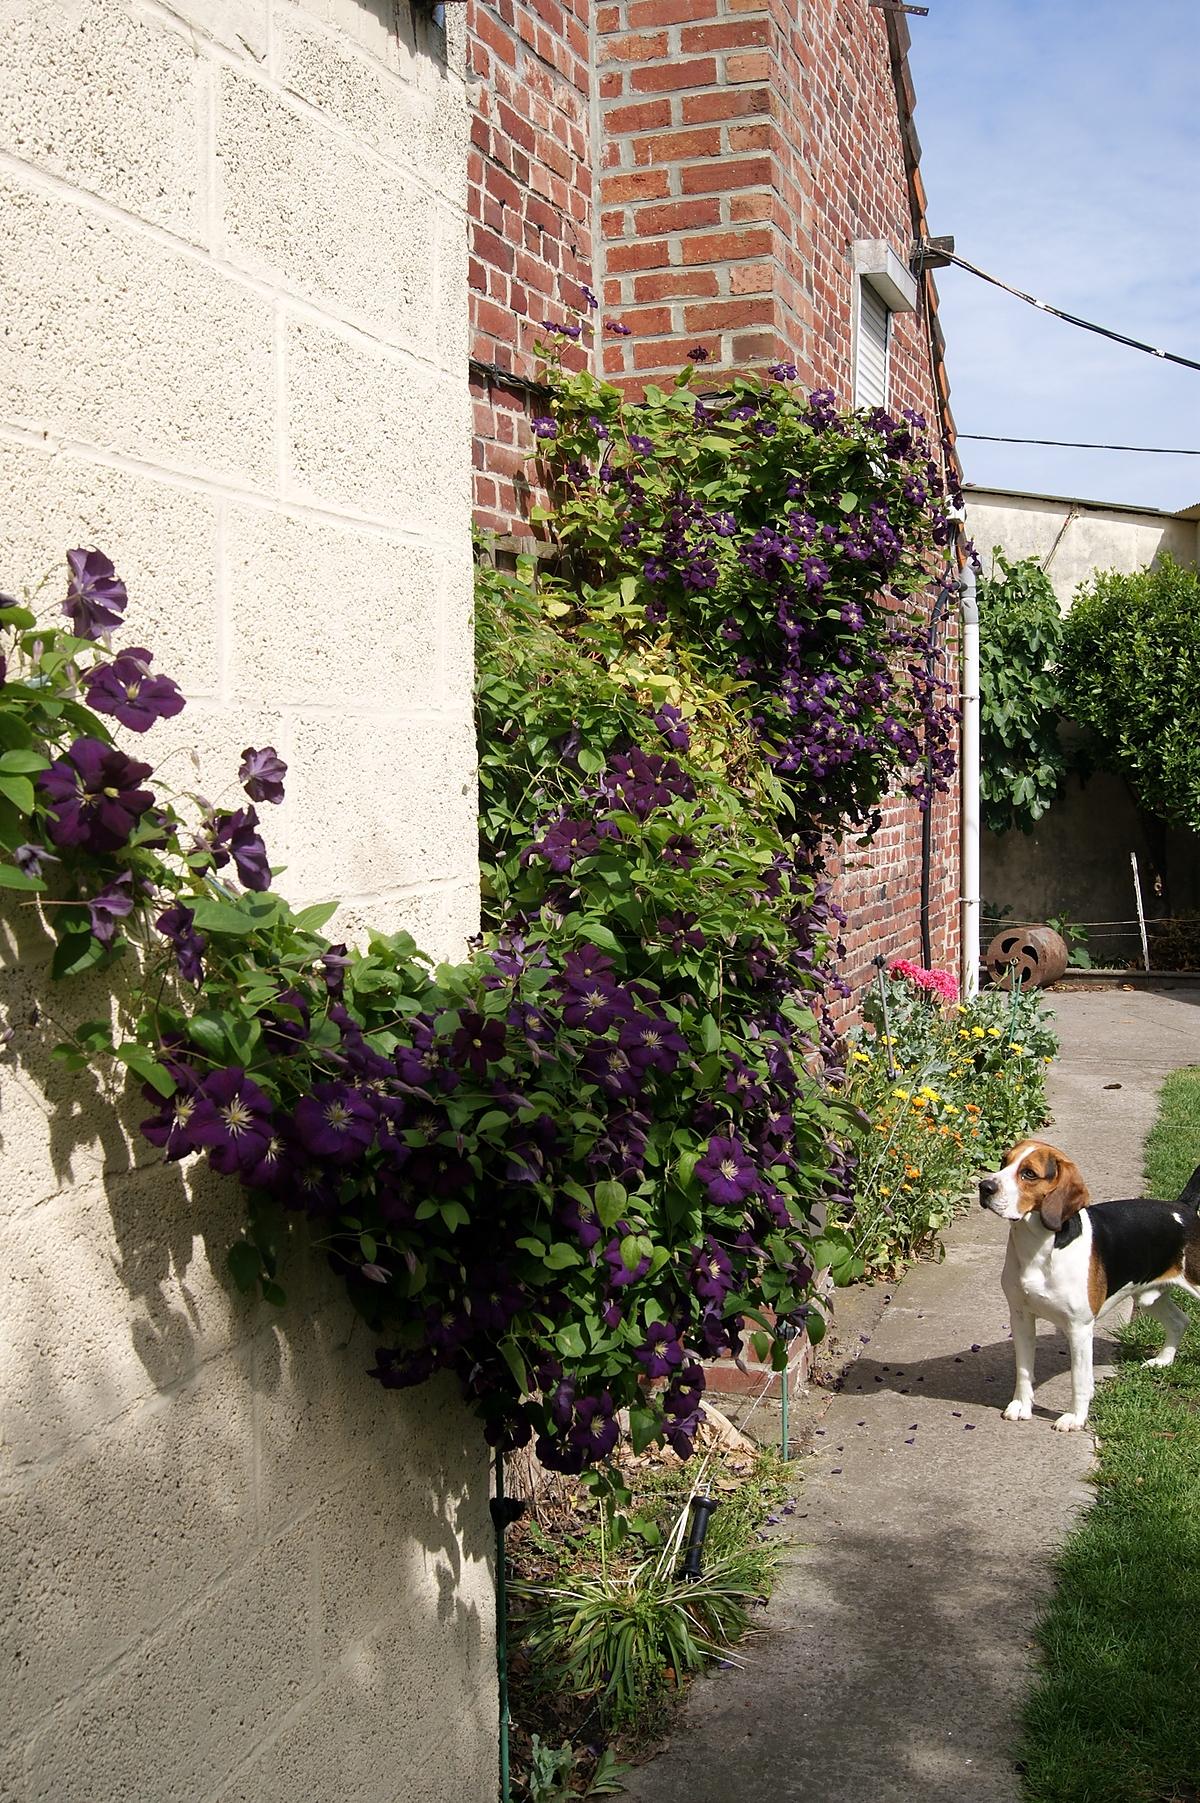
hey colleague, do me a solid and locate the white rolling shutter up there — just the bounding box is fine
[854,279,890,408]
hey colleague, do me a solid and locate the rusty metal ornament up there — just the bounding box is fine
[984,925,1069,990]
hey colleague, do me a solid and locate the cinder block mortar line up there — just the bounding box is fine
[0,1302,266,1481]
[0,149,463,388]
[0,424,466,555]
[15,1492,327,1758]
[142,0,469,219]
[331,874,483,909]
[191,1565,470,1803]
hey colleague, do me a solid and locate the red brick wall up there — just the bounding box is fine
[466,0,595,535]
[466,0,962,995]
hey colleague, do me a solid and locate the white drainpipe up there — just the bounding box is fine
[959,557,981,996]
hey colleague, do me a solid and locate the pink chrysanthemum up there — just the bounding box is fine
[890,958,959,1003]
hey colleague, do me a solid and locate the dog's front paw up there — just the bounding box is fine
[1142,1349,1177,1369]
[1002,1398,1032,1422]
[1051,1411,1088,1433]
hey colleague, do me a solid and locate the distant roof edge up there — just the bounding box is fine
[964,481,1200,522]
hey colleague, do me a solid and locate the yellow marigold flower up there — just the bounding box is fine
[880,1186,892,1197]
[1010,1044,1026,1055]
[955,1005,967,1015]
[944,1103,958,1115]
[987,1028,1001,1038]
[851,1050,872,1064]
[881,1034,897,1046]
[905,1164,921,1178]
[892,1088,910,1101]
[918,1086,940,1101]
[971,1026,986,1039]
[911,1096,926,1109]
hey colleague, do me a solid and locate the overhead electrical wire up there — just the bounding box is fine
[934,247,1200,374]
[959,433,1200,456]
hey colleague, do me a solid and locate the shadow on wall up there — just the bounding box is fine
[984,764,1200,968]
[0,902,495,1800]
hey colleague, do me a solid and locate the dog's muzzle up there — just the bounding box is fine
[978,1175,1001,1211]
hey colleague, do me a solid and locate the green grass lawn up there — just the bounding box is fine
[1017,1066,1200,1803]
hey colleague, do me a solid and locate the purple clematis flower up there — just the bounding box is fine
[557,1193,602,1251]
[14,843,57,880]
[140,1067,204,1161]
[40,737,154,854]
[603,1226,651,1289]
[691,1235,734,1303]
[294,1081,376,1164]
[190,1067,275,1176]
[239,746,287,806]
[570,1392,619,1460]
[64,549,127,638]
[636,1321,684,1379]
[449,1012,506,1077]
[619,1013,687,1075]
[209,806,270,891]
[83,648,185,733]
[695,1134,760,1204]
[320,942,351,998]
[653,703,690,751]
[155,902,206,985]
[87,871,136,946]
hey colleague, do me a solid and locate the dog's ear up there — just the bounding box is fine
[1039,1156,1090,1232]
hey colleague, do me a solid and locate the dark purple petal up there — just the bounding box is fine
[64,548,127,638]
[239,746,287,806]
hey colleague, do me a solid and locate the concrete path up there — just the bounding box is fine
[623,987,1200,1803]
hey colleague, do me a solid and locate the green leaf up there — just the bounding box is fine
[292,899,339,933]
[186,1013,229,1060]
[497,1337,530,1395]
[555,1323,586,1360]
[578,921,622,953]
[0,774,35,813]
[0,749,50,775]
[0,863,45,892]
[543,1241,582,1270]
[629,1405,660,1456]
[190,897,260,936]
[227,1241,262,1294]
[114,1044,175,1097]
[593,1178,627,1229]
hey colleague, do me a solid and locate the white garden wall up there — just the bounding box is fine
[0,3,493,1798]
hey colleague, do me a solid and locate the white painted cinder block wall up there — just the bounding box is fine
[0,2,493,1799]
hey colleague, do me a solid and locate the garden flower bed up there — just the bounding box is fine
[838,962,1059,1277]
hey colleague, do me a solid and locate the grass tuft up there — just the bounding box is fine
[1017,1066,1200,1803]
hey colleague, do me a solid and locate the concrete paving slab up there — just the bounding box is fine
[622,989,1200,1802]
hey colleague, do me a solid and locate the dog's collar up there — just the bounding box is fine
[1052,1212,1084,1250]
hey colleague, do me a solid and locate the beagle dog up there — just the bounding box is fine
[978,1139,1200,1432]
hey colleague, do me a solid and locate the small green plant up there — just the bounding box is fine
[513,1542,771,1731]
[527,1736,575,1802]
[978,550,1066,834]
[1045,913,1093,969]
[525,1741,631,1802]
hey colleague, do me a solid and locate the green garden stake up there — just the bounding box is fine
[872,955,897,1079]
[775,1320,800,1460]
[490,1452,525,1803]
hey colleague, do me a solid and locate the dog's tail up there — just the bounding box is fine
[1176,1161,1200,1211]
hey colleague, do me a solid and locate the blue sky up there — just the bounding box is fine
[907,0,1200,511]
